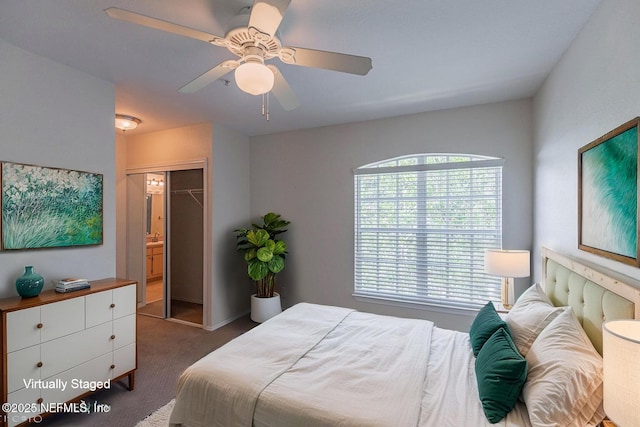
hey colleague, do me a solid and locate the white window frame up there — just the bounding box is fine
[353,153,504,312]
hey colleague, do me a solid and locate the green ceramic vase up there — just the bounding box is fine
[16,266,44,298]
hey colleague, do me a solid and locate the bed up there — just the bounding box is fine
[169,247,640,427]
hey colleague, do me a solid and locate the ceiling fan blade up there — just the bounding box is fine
[267,65,300,111]
[281,47,372,76]
[248,0,292,38]
[104,7,222,44]
[179,60,239,93]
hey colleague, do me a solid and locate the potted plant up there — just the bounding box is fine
[235,212,290,322]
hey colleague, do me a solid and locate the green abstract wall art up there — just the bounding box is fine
[579,117,639,266]
[1,162,103,250]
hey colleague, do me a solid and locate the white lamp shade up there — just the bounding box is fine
[603,320,640,427]
[484,249,530,278]
[235,62,275,95]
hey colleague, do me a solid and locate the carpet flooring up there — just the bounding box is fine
[37,313,255,427]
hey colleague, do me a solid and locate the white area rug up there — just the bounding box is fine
[135,399,175,427]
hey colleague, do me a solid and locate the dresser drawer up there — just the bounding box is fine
[85,285,137,328]
[7,345,40,394]
[113,314,136,349]
[40,297,85,343]
[113,285,137,319]
[6,306,41,353]
[40,322,112,379]
[7,386,43,427]
[42,353,112,404]
[85,290,113,328]
[112,343,136,379]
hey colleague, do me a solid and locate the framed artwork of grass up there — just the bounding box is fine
[578,117,640,266]
[1,162,103,250]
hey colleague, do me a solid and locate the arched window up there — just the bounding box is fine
[353,153,504,310]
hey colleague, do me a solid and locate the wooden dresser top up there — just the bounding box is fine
[0,278,136,312]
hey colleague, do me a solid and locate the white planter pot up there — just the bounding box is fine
[251,293,282,323]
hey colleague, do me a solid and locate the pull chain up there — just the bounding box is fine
[260,93,270,121]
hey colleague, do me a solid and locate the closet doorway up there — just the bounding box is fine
[167,168,204,324]
[127,163,206,327]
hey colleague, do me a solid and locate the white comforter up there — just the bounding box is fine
[169,303,531,427]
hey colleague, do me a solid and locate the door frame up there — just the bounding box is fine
[126,159,210,328]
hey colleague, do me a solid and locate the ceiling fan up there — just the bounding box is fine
[105,0,373,112]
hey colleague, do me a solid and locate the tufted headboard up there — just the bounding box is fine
[541,247,640,355]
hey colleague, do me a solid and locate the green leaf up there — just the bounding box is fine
[247,229,269,247]
[271,219,290,229]
[257,247,273,262]
[262,212,279,226]
[268,255,285,274]
[265,239,276,252]
[248,260,269,281]
[272,240,287,255]
[244,248,256,262]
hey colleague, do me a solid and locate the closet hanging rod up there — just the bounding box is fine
[171,189,203,193]
[171,189,204,208]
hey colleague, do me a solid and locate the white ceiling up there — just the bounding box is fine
[0,0,601,137]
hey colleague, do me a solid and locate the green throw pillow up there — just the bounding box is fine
[469,301,510,356]
[475,327,528,423]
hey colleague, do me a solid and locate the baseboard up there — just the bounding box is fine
[205,310,251,331]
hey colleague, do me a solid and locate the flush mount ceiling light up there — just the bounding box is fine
[115,114,141,131]
[234,55,275,96]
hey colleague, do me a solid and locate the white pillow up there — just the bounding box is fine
[505,283,564,356]
[522,308,604,427]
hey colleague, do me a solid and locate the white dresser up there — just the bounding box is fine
[0,279,137,427]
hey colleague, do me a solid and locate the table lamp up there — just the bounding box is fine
[603,319,640,427]
[484,249,530,309]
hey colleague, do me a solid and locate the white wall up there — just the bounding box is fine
[115,132,128,279]
[211,125,252,329]
[533,0,640,283]
[251,99,533,331]
[125,123,213,169]
[0,38,115,298]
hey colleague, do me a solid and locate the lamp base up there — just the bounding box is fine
[501,277,514,309]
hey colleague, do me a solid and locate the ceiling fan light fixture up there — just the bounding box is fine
[235,60,274,96]
[115,114,141,131]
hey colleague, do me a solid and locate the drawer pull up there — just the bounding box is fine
[36,398,43,404]
[110,364,115,370]
[110,334,116,340]
[36,362,43,368]
[36,323,43,329]
[110,303,116,308]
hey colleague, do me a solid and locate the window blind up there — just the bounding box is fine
[354,154,503,310]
